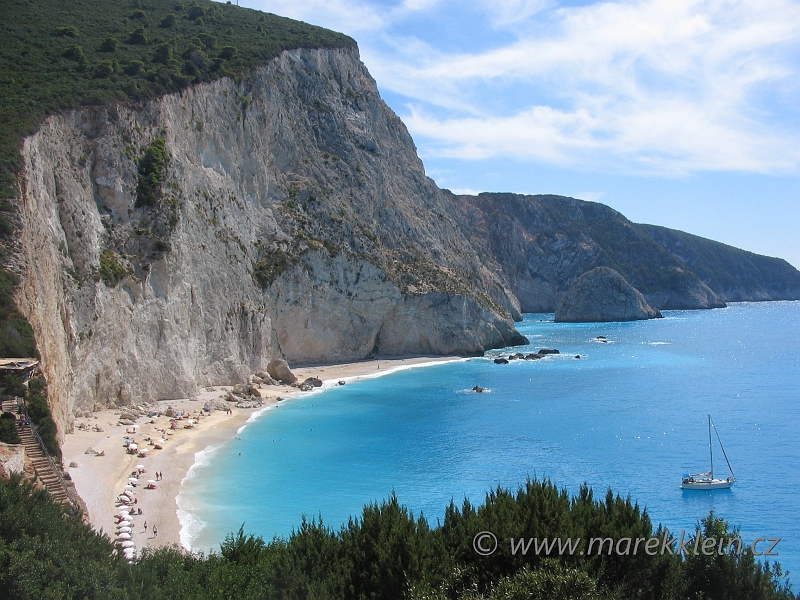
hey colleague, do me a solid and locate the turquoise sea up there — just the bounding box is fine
[179,302,800,579]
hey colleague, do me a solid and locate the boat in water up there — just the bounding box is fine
[681,415,735,490]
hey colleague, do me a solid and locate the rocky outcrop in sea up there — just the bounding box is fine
[555,267,663,322]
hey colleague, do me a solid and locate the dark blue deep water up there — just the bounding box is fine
[180,302,800,579]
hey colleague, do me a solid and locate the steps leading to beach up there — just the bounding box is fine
[2,398,75,506]
[16,426,72,505]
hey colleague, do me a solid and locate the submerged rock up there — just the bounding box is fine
[494,358,509,364]
[538,348,560,355]
[555,267,663,323]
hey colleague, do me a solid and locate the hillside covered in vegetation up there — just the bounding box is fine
[0,475,795,599]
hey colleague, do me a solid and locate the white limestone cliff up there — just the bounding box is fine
[11,46,525,435]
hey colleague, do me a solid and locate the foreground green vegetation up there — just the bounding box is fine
[0,0,354,358]
[0,476,794,599]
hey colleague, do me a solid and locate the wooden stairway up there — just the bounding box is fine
[2,397,75,506]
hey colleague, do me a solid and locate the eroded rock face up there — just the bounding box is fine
[444,193,726,312]
[11,46,525,435]
[555,267,663,322]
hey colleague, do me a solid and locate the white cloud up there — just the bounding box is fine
[372,0,800,175]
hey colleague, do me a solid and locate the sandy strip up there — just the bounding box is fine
[61,355,461,553]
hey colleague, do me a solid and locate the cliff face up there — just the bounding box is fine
[444,193,726,312]
[636,224,800,302]
[11,47,524,433]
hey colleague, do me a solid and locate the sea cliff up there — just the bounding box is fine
[10,47,526,433]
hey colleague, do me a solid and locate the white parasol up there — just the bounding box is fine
[117,532,132,540]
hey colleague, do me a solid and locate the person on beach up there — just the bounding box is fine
[144,521,147,532]
[153,526,158,538]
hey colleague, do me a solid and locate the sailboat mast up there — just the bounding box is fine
[712,417,736,478]
[708,414,714,478]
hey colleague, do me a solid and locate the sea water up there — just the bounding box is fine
[179,302,800,579]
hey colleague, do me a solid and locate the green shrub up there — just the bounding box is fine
[252,248,299,287]
[53,26,79,37]
[27,376,46,395]
[36,416,60,457]
[219,45,236,59]
[99,35,118,52]
[187,5,205,20]
[127,26,148,45]
[154,42,173,64]
[0,413,21,444]
[160,14,177,28]
[98,249,128,285]
[93,60,115,78]
[198,32,217,49]
[26,392,50,424]
[62,44,86,62]
[2,375,26,398]
[135,138,169,207]
[125,60,144,75]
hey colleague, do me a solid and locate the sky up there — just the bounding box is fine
[234,0,800,268]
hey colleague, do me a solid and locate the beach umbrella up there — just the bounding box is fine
[124,484,134,489]
[118,509,130,516]
[120,541,135,548]
[117,533,132,540]
[123,489,135,497]
[128,477,138,482]
[136,464,145,469]
[117,526,132,533]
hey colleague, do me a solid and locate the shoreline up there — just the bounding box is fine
[61,354,463,553]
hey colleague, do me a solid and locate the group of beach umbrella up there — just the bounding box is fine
[115,508,136,562]
[114,463,150,562]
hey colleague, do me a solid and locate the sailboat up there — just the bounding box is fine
[680,415,735,490]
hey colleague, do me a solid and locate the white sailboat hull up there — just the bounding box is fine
[680,477,734,490]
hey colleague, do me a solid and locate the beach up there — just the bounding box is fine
[61,355,460,553]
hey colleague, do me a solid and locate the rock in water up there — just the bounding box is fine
[555,267,663,323]
[267,358,297,384]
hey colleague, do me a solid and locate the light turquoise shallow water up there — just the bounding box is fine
[179,302,800,578]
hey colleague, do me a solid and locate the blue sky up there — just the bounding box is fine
[236,0,800,268]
